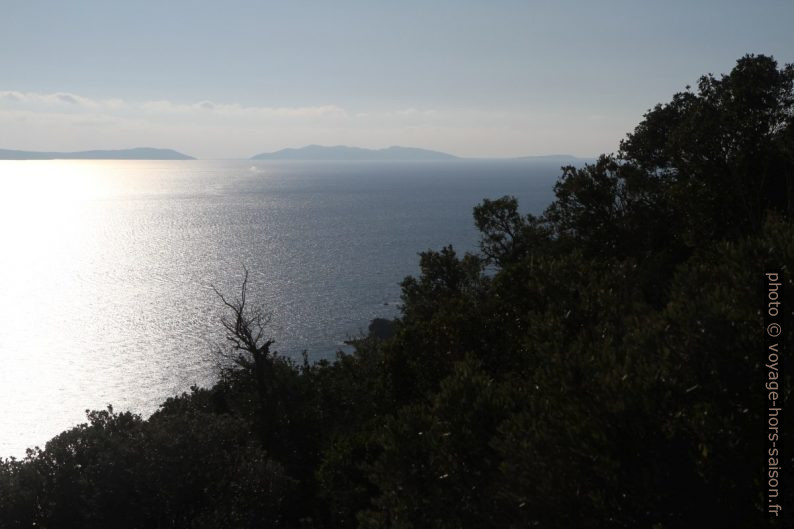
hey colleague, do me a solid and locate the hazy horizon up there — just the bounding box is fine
[0,144,595,160]
[1,1,792,159]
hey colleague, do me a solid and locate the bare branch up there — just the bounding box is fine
[212,268,276,368]
[211,267,278,450]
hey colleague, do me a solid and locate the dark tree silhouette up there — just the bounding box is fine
[213,268,277,451]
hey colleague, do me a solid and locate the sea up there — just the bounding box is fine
[0,158,569,457]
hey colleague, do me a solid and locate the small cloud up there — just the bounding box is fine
[138,98,346,119]
[353,108,438,121]
[140,100,173,113]
[0,91,24,102]
[54,93,81,105]
[264,105,347,118]
[393,108,437,117]
[0,90,125,110]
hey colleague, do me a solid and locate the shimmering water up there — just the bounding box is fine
[0,158,562,457]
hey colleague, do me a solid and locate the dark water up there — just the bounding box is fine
[0,158,565,456]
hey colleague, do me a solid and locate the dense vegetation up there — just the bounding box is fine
[2,54,793,528]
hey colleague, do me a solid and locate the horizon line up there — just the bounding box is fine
[0,145,600,161]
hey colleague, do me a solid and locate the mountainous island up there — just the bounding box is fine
[0,147,195,160]
[251,145,460,161]
[251,145,590,162]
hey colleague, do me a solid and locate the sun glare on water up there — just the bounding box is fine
[0,161,135,455]
[0,161,108,249]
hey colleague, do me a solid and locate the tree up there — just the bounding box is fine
[618,54,794,244]
[213,268,277,451]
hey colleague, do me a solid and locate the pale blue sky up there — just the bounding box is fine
[1,1,792,158]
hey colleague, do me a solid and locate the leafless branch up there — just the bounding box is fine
[211,266,276,371]
[211,266,277,449]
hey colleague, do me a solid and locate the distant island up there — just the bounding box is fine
[0,147,195,160]
[251,145,589,162]
[251,145,459,161]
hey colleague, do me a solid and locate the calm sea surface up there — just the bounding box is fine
[0,159,565,457]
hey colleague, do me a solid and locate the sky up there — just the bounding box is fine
[0,1,792,159]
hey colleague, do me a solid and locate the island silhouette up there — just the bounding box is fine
[0,147,194,160]
[251,144,586,162]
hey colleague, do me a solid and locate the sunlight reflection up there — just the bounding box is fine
[0,161,131,454]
